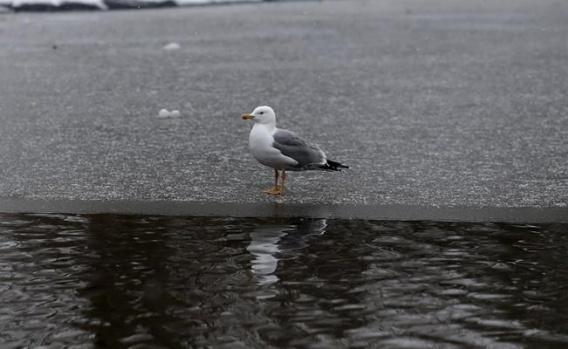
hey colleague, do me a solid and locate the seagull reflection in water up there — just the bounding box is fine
[247,219,327,285]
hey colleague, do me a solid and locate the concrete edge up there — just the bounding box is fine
[0,199,566,223]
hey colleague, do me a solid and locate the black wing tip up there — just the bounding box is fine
[324,160,349,171]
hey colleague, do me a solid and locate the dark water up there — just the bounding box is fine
[1,214,568,349]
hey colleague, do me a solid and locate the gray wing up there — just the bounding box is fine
[272,129,326,168]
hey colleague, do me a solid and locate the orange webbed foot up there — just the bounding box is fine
[263,187,284,195]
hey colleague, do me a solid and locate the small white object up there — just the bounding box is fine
[157,109,182,118]
[158,109,170,118]
[163,42,181,51]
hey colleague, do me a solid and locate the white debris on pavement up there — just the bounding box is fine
[157,109,181,118]
[163,42,181,51]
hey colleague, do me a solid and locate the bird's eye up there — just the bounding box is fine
[259,112,264,115]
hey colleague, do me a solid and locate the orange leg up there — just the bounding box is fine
[264,169,283,195]
[281,170,287,194]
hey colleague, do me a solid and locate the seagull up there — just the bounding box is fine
[241,106,348,195]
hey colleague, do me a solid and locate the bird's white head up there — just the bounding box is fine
[241,106,276,125]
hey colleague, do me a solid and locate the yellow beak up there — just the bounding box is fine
[241,113,254,120]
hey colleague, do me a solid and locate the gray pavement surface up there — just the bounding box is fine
[1,0,567,221]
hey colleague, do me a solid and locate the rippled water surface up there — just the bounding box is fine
[1,214,568,348]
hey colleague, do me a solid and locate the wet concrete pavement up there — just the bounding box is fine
[0,0,567,221]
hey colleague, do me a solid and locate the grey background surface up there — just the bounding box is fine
[1,0,567,219]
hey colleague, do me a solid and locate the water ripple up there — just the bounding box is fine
[0,214,567,348]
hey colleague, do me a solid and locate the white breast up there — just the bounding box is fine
[249,124,298,169]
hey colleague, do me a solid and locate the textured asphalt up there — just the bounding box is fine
[0,0,567,221]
